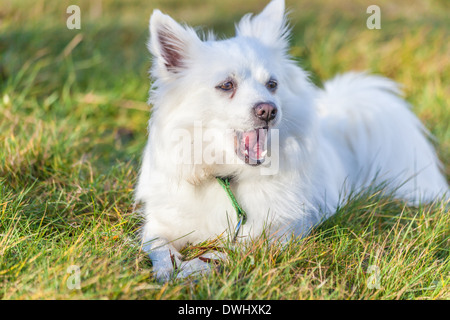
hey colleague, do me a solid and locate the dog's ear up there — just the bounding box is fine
[148,10,201,75]
[236,0,289,50]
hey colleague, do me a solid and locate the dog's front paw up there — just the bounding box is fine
[175,251,227,279]
[151,250,226,282]
[153,257,210,281]
[176,257,212,279]
[153,265,176,283]
[151,249,183,282]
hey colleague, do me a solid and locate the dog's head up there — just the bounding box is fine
[147,0,315,180]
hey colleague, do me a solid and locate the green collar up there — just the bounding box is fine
[216,177,247,240]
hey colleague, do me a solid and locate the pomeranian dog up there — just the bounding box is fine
[135,0,448,281]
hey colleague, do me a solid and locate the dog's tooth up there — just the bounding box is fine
[261,150,267,157]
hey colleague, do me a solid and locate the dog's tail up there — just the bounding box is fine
[316,71,448,204]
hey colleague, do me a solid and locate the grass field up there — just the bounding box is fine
[0,0,449,300]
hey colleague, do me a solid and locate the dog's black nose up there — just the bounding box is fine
[254,102,277,122]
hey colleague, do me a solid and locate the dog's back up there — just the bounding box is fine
[316,72,448,203]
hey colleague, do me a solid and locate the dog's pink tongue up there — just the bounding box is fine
[242,128,267,161]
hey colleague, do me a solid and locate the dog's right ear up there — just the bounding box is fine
[236,0,289,51]
[148,10,201,76]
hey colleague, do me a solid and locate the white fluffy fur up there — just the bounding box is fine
[135,0,448,281]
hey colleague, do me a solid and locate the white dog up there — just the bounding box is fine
[135,0,448,281]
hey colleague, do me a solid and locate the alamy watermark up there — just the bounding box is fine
[366,5,381,29]
[66,265,81,290]
[366,265,381,289]
[67,5,81,29]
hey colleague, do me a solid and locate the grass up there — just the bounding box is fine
[0,0,449,299]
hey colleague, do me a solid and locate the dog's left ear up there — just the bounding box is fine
[148,10,202,77]
[236,0,289,50]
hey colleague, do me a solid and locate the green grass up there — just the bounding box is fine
[0,0,449,299]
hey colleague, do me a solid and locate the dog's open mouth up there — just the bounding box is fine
[234,127,268,166]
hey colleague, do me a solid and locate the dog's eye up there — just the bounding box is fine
[217,81,235,92]
[266,79,278,92]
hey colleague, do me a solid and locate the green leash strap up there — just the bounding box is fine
[216,177,247,240]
